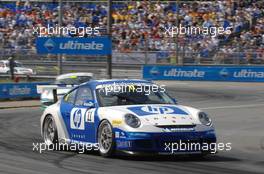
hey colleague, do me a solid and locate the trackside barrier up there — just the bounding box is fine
[143,65,264,82]
[0,82,49,99]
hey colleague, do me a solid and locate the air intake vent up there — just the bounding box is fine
[155,125,196,129]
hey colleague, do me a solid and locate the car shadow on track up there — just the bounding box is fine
[114,154,241,162]
[51,149,241,163]
[80,150,241,162]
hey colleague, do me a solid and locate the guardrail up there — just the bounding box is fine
[0,82,49,100]
[143,65,264,82]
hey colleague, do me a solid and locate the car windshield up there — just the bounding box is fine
[96,85,175,107]
[56,76,92,85]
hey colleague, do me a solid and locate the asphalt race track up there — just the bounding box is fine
[0,81,264,174]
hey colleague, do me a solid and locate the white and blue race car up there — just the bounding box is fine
[41,79,216,157]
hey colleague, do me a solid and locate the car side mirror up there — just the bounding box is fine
[172,98,178,104]
[83,100,95,108]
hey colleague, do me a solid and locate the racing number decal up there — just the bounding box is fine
[70,108,95,130]
[85,109,95,123]
[86,111,92,122]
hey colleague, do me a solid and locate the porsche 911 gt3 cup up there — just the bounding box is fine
[40,79,216,157]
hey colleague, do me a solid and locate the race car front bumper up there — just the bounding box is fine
[114,129,217,154]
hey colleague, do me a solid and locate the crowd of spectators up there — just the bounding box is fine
[216,16,264,64]
[0,0,263,63]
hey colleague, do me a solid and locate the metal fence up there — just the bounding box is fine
[0,48,263,65]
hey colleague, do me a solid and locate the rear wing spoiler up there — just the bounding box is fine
[37,84,76,103]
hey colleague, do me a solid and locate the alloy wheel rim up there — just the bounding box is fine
[44,117,55,145]
[99,123,112,153]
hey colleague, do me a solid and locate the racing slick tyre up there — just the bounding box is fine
[98,120,115,157]
[43,115,58,148]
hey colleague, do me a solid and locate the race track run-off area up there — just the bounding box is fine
[0,81,264,174]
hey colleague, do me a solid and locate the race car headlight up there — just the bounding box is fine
[198,112,212,126]
[124,114,141,128]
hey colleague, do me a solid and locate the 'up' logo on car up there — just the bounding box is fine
[141,106,174,114]
[127,105,189,116]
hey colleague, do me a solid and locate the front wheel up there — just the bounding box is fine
[98,120,115,157]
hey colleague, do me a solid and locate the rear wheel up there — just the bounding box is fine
[98,120,115,157]
[43,115,58,146]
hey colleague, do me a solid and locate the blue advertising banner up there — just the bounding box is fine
[143,65,264,82]
[0,82,47,99]
[36,37,111,55]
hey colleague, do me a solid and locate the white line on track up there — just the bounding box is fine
[201,103,264,110]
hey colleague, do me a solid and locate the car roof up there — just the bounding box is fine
[81,79,153,89]
[56,72,93,80]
